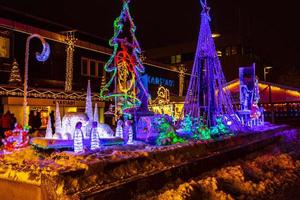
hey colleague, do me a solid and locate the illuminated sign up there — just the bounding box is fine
[148,76,175,87]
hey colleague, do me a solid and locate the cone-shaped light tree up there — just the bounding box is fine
[85,80,93,122]
[184,0,240,129]
[100,0,148,120]
[9,59,22,85]
[55,102,62,133]
[45,116,53,139]
[93,103,99,123]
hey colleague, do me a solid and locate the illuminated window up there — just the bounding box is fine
[225,47,231,56]
[231,46,238,55]
[90,61,96,77]
[171,54,182,64]
[217,50,222,57]
[81,57,104,78]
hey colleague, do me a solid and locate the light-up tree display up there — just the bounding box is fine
[100,0,148,120]
[184,0,240,130]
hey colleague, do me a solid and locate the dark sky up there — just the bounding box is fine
[1,0,300,70]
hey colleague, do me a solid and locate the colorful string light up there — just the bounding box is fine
[100,0,148,120]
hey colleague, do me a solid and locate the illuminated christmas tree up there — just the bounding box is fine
[184,0,240,130]
[100,0,148,120]
[9,59,22,85]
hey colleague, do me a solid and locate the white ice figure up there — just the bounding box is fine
[93,103,99,123]
[85,80,93,139]
[90,121,100,150]
[97,123,115,138]
[61,112,89,139]
[45,116,53,139]
[55,102,62,135]
[85,80,93,122]
[125,120,134,144]
[116,120,123,138]
[73,122,84,153]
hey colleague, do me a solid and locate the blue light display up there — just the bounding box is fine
[148,76,175,87]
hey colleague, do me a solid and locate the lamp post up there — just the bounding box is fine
[264,66,272,81]
[23,34,50,127]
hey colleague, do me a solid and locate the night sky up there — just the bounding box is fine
[1,0,300,74]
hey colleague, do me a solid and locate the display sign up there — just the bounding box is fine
[148,76,175,87]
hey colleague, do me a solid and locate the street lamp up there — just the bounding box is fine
[264,66,272,81]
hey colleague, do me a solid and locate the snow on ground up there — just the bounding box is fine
[134,129,300,200]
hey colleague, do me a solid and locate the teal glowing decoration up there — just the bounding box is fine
[181,114,193,133]
[210,116,231,137]
[155,117,185,146]
[193,117,211,140]
[100,0,148,120]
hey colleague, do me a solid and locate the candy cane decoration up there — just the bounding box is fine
[23,34,50,127]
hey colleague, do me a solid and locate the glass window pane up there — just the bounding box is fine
[82,59,88,75]
[90,61,96,76]
[98,62,103,77]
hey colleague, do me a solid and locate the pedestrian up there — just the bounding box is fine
[0,113,3,140]
[10,113,17,130]
[28,110,35,133]
[2,111,12,132]
[49,110,55,133]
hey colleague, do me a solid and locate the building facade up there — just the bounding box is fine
[0,17,189,126]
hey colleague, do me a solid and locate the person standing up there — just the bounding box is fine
[2,111,12,132]
[49,110,55,133]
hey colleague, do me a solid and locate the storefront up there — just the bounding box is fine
[227,79,300,119]
[0,85,105,127]
[149,86,185,120]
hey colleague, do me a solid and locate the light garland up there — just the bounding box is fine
[65,31,77,92]
[178,65,186,97]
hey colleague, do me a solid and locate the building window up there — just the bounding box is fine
[81,57,104,78]
[171,54,182,64]
[217,50,222,57]
[90,61,96,77]
[81,58,88,76]
[225,47,231,56]
[231,46,238,55]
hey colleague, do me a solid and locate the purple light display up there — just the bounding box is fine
[184,0,241,129]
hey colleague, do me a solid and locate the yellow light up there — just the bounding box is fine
[212,33,221,38]
[226,81,240,90]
